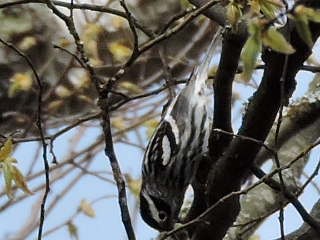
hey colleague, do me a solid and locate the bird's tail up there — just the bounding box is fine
[191,27,222,93]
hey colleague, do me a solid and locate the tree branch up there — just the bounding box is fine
[192,11,320,240]
[251,166,320,235]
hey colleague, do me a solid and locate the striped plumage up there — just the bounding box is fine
[140,30,221,231]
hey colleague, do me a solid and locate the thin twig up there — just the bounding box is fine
[110,0,220,89]
[238,64,320,74]
[159,7,195,34]
[101,109,136,240]
[212,128,277,157]
[159,164,290,240]
[43,194,115,237]
[110,80,186,110]
[275,54,290,240]
[0,0,153,37]
[13,112,101,143]
[158,46,175,100]
[300,158,320,193]
[251,166,320,235]
[119,0,139,65]
[159,136,320,240]
[53,44,86,68]
[0,37,50,240]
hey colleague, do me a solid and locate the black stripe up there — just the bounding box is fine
[163,121,178,157]
[182,107,207,185]
[197,108,207,151]
[178,105,197,187]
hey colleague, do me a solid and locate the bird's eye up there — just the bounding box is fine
[158,210,167,221]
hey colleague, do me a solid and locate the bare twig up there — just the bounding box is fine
[110,80,186,110]
[300,159,320,193]
[119,0,140,65]
[100,109,136,240]
[251,166,320,235]
[0,0,153,37]
[158,47,175,100]
[275,53,290,240]
[53,44,86,68]
[43,195,116,237]
[0,37,50,240]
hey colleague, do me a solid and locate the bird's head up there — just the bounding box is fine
[139,182,184,231]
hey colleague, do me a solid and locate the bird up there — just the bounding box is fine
[139,28,221,231]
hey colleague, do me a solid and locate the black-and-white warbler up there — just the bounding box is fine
[140,29,221,231]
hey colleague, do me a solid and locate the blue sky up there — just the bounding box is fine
[1,40,320,240]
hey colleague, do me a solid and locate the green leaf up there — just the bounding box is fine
[119,81,143,94]
[8,73,33,98]
[241,34,262,81]
[12,165,33,195]
[143,119,159,138]
[294,15,313,48]
[3,162,13,198]
[125,174,141,198]
[294,6,314,48]
[262,27,295,54]
[296,5,320,23]
[260,0,278,19]
[80,199,96,218]
[307,10,320,23]
[67,221,79,240]
[0,138,13,161]
[0,138,32,198]
[226,2,242,28]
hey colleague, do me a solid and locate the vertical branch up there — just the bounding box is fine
[101,107,136,240]
[274,54,290,240]
[43,1,136,239]
[210,30,246,160]
[0,38,49,240]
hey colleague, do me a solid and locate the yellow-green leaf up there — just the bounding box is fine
[55,85,72,98]
[80,199,96,218]
[111,16,127,30]
[241,34,262,81]
[58,37,72,48]
[18,36,37,51]
[260,1,278,19]
[107,41,132,63]
[260,0,282,19]
[0,138,13,161]
[294,6,313,48]
[249,234,261,240]
[67,221,79,240]
[2,162,13,198]
[307,10,320,23]
[143,119,159,138]
[226,2,242,28]
[0,138,32,198]
[8,72,33,97]
[295,5,320,23]
[82,23,104,66]
[125,174,141,198]
[262,27,295,54]
[111,117,126,130]
[265,0,284,8]
[12,165,33,195]
[304,5,320,23]
[83,23,104,41]
[249,0,261,15]
[47,100,64,112]
[119,81,143,94]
